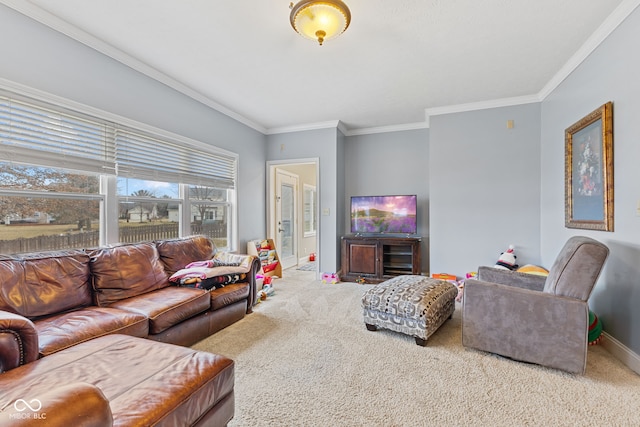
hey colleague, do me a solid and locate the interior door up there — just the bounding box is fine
[275,170,298,269]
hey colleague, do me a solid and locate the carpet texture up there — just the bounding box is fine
[193,270,640,426]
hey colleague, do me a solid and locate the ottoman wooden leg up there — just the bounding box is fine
[415,337,427,346]
[365,323,377,331]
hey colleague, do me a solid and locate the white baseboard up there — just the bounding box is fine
[601,332,640,375]
[298,256,310,264]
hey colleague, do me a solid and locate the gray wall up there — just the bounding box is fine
[540,7,640,354]
[0,5,267,252]
[429,103,542,276]
[266,128,341,273]
[344,129,430,271]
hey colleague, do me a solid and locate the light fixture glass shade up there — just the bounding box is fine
[290,0,351,45]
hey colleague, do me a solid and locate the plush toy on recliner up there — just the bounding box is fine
[495,245,518,271]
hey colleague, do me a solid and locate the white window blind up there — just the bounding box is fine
[0,93,115,174]
[114,126,236,189]
[0,90,236,190]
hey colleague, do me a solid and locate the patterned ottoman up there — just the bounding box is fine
[361,275,458,346]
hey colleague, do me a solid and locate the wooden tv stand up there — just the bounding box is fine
[340,235,422,284]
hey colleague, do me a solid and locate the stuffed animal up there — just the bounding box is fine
[495,245,518,271]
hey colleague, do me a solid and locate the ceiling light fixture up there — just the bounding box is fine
[289,0,351,46]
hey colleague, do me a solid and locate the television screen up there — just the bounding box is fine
[350,195,417,234]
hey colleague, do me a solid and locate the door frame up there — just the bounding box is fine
[266,158,320,273]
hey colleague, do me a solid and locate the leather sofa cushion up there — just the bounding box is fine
[156,235,216,277]
[89,242,169,306]
[0,334,235,426]
[109,287,211,334]
[35,307,148,357]
[210,282,250,310]
[0,250,92,318]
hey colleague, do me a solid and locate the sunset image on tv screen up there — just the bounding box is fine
[351,195,417,234]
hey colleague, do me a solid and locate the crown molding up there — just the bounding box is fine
[265,120,343,135]
[1,0,267,135]
[424,0,640,123]
[539,0,640,100]
[266,120,430,136]
[343,121,430,136]
[425,94,541,120]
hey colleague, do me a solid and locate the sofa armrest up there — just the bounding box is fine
[213,252,261,312]
[0,311,39,372]
[462,278,589,374]
[477,266,546,291]
[247,256,261,311]
[0,382,113,427]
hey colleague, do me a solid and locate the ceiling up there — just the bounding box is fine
[3,0,634,134]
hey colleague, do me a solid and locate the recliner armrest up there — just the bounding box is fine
[477,266,546,291]
[0,311,39,372]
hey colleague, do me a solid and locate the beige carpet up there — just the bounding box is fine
[193,270,640,426]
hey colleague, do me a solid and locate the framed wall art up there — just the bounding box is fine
[564,101,613,231]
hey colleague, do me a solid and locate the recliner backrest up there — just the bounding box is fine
[543,236,609,300]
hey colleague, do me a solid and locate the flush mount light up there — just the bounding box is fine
[289,0,351,46]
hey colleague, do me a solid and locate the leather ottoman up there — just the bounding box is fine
[361,275,457,346]
[0,334,234,426]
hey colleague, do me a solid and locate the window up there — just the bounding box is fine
[303,184,317,236]
[117,177,181,243]
[188,185,231,250]
[0,88,237,254]
[0,163,102,253]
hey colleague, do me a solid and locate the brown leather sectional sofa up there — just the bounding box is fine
[0,235,260,426]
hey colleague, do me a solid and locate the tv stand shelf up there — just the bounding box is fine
[341,235,422,284]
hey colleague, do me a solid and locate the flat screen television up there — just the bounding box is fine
[350,195,417,235]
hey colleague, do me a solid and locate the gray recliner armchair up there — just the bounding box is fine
[462,236,609,374]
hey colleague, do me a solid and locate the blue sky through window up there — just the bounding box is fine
[117,177,179,198]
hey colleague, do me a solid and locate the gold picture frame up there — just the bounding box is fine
[565,101,613,231]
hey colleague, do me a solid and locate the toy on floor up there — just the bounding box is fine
[588,310,603,345]
[455,282,464,302]
[322,272,339,284]
[455,272,477,302]
[495,245,518,271]
[431,273,457,281]
[257,284,275,301]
